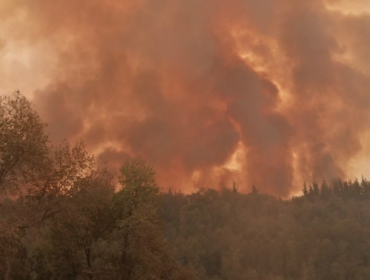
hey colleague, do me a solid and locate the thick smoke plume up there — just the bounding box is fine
[1,0,370,196]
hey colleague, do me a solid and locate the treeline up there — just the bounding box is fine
[2,92,370,280]
[161,185,370,280]
[303,179,370,200]
[0,93,193,279]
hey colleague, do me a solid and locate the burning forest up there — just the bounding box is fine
[2,1,370,279]
[1,0,370,196]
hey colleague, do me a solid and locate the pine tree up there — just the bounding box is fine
[303,183,308,196]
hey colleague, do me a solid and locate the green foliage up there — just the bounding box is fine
[4,92,370,280]
[112,158,190,280]
[0,92,49,194]
[0,93,191,280]
[161,186,370,280]
[302,178,370,200]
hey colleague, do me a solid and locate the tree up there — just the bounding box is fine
[302,183,308,196]
[10,141,97,232]
[252,185,259,194]
[312,182,320,196]
[320,180,331,199]
[113,158,189,280]
[0,93,196,279]
[0,92,50,279]
[33,168,115,280]
[17,138,116,279]
[0,92,49,194]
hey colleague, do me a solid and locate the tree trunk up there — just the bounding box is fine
[85,246,93,280]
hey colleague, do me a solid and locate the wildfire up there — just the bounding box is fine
[1,0,370,197]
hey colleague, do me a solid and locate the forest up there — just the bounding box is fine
[2,92,370,280]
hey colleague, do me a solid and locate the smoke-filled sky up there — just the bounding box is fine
[1,0,370,197]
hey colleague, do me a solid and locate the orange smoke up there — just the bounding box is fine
[1,0,370,197]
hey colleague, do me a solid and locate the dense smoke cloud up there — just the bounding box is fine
[1,0,370,196]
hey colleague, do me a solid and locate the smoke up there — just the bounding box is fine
[1,0,370,196]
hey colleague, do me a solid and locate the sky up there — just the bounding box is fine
[1,0,370,197]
